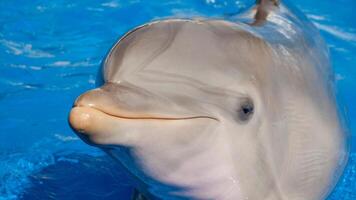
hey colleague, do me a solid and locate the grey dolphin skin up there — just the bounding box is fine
[69,0,349,199]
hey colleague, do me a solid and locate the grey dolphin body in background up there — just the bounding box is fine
[69,0,348,199]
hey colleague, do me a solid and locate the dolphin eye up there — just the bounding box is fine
[237,98,254,122]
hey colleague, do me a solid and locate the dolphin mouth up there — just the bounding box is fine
[69,104,219,147]
[69,104,219,137]
[68,84,219,139]
[69,104,219,146]
[72,104,218,121]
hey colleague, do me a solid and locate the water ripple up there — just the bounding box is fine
[314,22,356,43]
[0,39,54,58]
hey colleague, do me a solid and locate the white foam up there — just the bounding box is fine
[0,150,55,200]
[101,1,120,8]
[9,64,43,71]
[314,22,356,42]
[0,40,54,58]
[170,8,202,18]
[51,61,71,67]
[206,0,216,4]
[88,78,96,84]
[87,7,104,12]
[36,5,47,12]
[54,134,79,142]
[50,60,99,67]
[335,74,345,81]
[306,14,327,21]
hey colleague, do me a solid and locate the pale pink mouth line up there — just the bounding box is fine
[74,106,220,122]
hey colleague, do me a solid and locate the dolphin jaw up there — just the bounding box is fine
[70,86,219,127]
[70,104,218,122]
[69,93,219,145]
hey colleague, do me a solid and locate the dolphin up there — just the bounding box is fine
[69,0,348,199]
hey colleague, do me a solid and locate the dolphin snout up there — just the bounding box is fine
[69,105,131,145]
[69,83,218,144]
[71,83,217,120]
[69,106,92,133]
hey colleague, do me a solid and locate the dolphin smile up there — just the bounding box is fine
[70,84,218,123]
[71,105,219,122]
[69,104,218,133]
[69,84,219,146]
[69,105,219,147]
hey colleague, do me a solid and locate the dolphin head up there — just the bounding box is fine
[69,19,347,199]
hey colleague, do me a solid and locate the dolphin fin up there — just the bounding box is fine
[252,0,280,26]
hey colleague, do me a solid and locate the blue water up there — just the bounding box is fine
[0,0,355,199]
